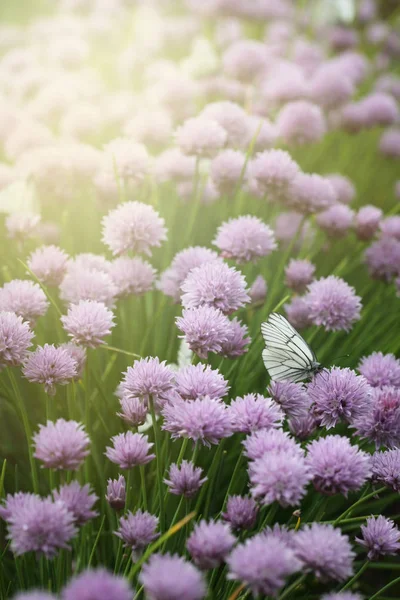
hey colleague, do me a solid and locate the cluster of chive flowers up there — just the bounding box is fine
[1,0,400,598]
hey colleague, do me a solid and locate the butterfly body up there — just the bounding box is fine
[261,312,322,383]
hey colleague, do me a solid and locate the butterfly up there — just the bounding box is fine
[261,312,322,383]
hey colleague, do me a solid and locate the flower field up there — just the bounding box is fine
[0,0,400,599]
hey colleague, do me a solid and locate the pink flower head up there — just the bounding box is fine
[61,300,115,348]
[181,261,250,314]
[117,357,175,410]
[201,101,250,148]
[33,419,90,470]
[305,276,361,331]
[176,117,227,157]
[176,306,230,359]
[109,257,155,297]
[277,101,326,146]
[0,311,34,367]
[158,247,219,303]
[27,245,69,287]
[285,259,315,293]
[288,173,336,214]
[210,149,246,194]
[0,279,49,325]
[355,205,382,240]
[102,201,167,256]
[213,216,276,263]
[105,432,155,469]
[249,149,300,202]
[316,204,355,238]
[23,344,77,395]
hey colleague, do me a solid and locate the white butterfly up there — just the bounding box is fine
[261,313,322,383]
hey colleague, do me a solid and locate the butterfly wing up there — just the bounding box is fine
[261,313,317,382]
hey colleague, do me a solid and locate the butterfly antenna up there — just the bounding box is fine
[332,353,351,362]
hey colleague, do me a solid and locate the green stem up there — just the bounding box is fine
[140,465,148,511]
[278,573,307,600]
[7,369,39,493]
[369,574,400,600]
[102,345,141,359]
[150,397,165,532]
[339,560,370,592]
[333,487,387,526]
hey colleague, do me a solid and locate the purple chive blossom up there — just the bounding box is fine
[355,206,382,240]
[176,117,227,157]
[229,394,283,434]
[117,357,175,411]
[289,413,318,440]
[181,261,250,315]
[174,363,229,401]
[354,386,400,449]
[33,419,90,470]
[364,238,400,281]
[60,343,86,380]
[249,275,267,304]
[306,435,371,496]
[101,201,167,257]
[0,311,34,367]
[27,245,69,287]
[277,100,326,145]
[227,534,302,597]
[164,460,207,498]
[310,67,354,110]
[109,257,156,297]
[23,344,77,395]
[162,397,232,447]
[220,317,250,358]
[105,432,155,469]
[106,475,126,510]
[293,524,355,581]
[244,429,303,461]
[61,300,115,348]
[308,368,372,428]
[284,259,316,294]
[67,254,111,274]
[371,448,400,491]
[249,450,311,507]
[316,205,355,238]
[379,128,400,158]
[3,494,77,558]
[139,553,206,600]
[381,216,400,240]
[213,216,276,263]
[62,568,132,600]
[268,381,311,419]
[288,173,336,214]
[176,306,230,359]
[117,397,148,427]
[285,296,313,329]
[356,516,400,560]
[249,149,300,201]
[154,149,196,183]
[0,280,49,324]
[326,174,356,205]
[305,276,362,332]
[222,496,258,531]
[187,520,236,569]
[0,493,40,522]
[358,352,400,388]
[116,509,159,554]
[59,268,117,308]
[158,247,219,303]
[103,139,150,185]
[222,41,268,83]
[53,482,98,525]
[201,101,250,148]
[210,150,246,194]
[5,212,41,241]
